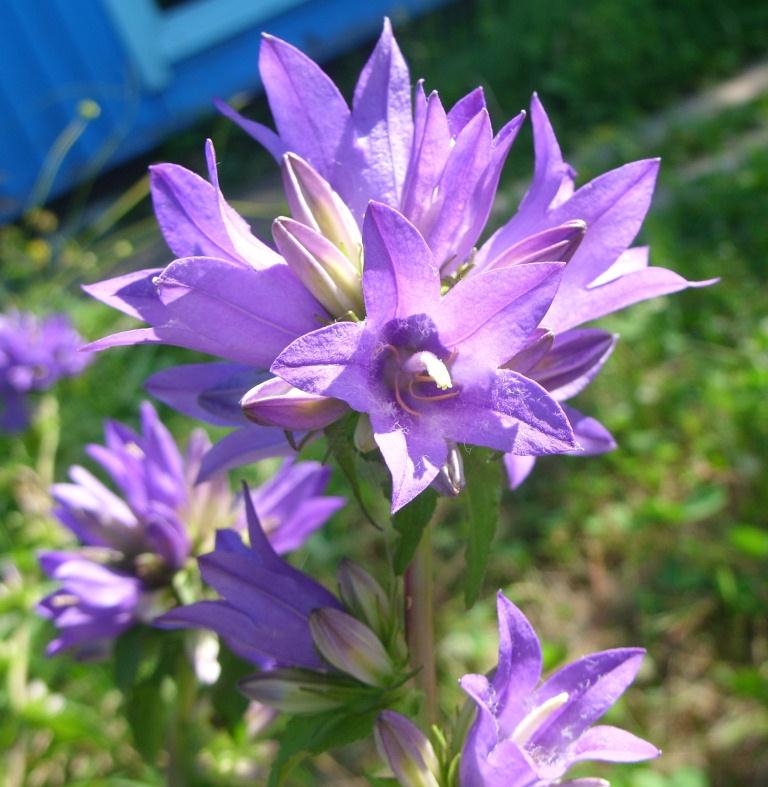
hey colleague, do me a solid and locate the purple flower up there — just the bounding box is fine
[157,486,343,669]
[0,310,90,432]
[219,20,523,271]
[271,201,577,512]
[38,402,342,655]
[459,592,659,786]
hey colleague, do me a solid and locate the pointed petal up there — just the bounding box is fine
[530,648,646,755]
[569,725,660,764]
[441,370,578,455]
[446,87,486,136]
[362,202,440,325]
[544,265,716,333]
[83,269,166,323]
[564,406,616,455]
[346,19,413,208]
[529,329,617,400]
[401,90,451,225]
[371,414,446,512]
[259,33,350,178]
[155,256,325,367]
[492,593,544,728]
[437,262,563,367]
[196,426,292,481]
[150,163,247,263]
[422,109,493,268]
[214,97,287,161]
[504,454,537,490]
[589,246,648,288]
[146,362,262,426]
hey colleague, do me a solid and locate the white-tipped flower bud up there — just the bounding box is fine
[375,711,441,787]
[282,152,362,267]
[309,607,394,686]
[273,217,364,318]
[431,442,465,497]
[239,668,361,714]
[337,559,391,640]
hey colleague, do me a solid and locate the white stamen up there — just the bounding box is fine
[510,691,569,746]
[405,351,453,390]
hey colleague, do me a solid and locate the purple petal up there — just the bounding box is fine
[530,648,646,757]
[441,369,578,455]
[371,413,447,513]
[401,89,451,226]
[150,163,247,263]
[545,265,716,333]
[446,87,486,136]
[155,256,325,368]
[492,592,543,727]
[529,329,617,400]
[196,426,292,481]
[214,97,287,161]
[436,262,564,368]
[271,321,372,412]
[362,202,440,325]
[504,454,537,490]
[564,406,616,455]
[422,110,493,268]
[146,362,261,426]
[343,19,413,211]
[82,269,166,324]
[589,245,648,287]
[481,220,586,272]
[569,725,660,764]
[259,33,350,179]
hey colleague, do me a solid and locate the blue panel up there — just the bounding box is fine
[0,0,451,221]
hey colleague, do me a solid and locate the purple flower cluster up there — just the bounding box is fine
[38,402,343,656]
[84,22,709,511]
[0,310,90,431]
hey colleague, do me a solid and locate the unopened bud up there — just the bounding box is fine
[431,443,465,497]
[338,560,391,640]
[485,220,586,270]
[241,376,348,430]
[374,711,441,787]
[282,153,362,267]
[273,217,363,318]
[309,607,394,686]
[239,668,361,714]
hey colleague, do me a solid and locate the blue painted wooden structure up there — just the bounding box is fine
[0,0,447,221]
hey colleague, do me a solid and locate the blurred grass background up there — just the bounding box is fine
[1,0,767,784]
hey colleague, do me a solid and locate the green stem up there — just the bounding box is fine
[405,522,438,725]
[167,650,197,786]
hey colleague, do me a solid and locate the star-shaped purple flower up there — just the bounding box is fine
[460,592,659,786]
[271,202,577,512]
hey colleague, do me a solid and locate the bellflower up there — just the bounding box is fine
[0,310,90,432]
[459,592,659,786]
[38,402,341,655]
[220,23,711,490]
[271,201,577,512]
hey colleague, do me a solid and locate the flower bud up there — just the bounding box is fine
[273,217,364,318]
[504,328,554,374]
[431,443,465,497]
[239,668,361,714]
[337,560,391,640]
[241,377,348,430]
[374,711,441,787]
[485,220,586,270]
[309,607,394,686]
[282,152,362,267]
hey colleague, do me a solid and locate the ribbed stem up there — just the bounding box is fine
[405,523,437,725]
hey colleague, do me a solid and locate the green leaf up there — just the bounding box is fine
[124,677,170,763]
[268,708,379,786]
[729,525,768,559]
[325,414,385,528]
[392,488,437,574]
[461,447,502,608]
